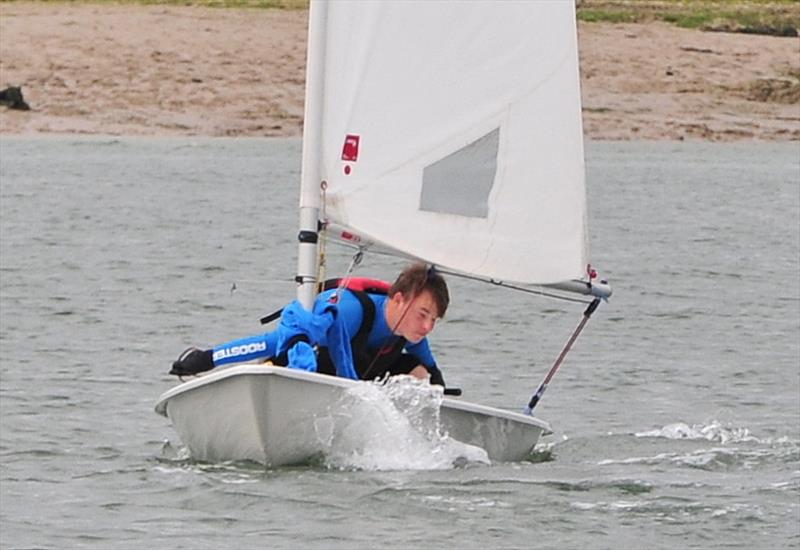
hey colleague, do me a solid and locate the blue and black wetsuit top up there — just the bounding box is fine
[211,288,443,385]
[314,289,426,381]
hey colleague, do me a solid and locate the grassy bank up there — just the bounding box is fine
[577,0,799,36]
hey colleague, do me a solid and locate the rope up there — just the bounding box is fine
[328,249,364,303]
[361,264,434,380]
[436,268,594,305]
[323,240,594,305]
[317,181,328,289]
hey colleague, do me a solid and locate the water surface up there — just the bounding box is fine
[1,137,798,549]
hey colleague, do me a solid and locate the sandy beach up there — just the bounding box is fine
[0,2,798,141]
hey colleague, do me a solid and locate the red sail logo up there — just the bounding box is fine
[341,134,360,162]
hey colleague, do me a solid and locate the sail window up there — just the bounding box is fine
[420,128,499,219]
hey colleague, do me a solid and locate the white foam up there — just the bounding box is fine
[635,420,759,444]
[597,445,796,471]
[318,375,490,471]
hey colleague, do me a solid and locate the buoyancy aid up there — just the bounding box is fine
[321,277,390,295]
[260,277,391,326]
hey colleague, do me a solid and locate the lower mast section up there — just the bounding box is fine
[296,206,320,310]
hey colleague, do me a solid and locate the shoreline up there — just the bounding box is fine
[1,3,798,141]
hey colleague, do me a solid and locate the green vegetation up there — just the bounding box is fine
[577,0,799,36]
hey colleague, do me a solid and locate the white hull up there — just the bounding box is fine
[155,366,551,466]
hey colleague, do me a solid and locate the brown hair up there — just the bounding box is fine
[388,263,449,318]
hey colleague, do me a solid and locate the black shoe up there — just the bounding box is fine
[169,348,214,376]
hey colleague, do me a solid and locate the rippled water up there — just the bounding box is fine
[1,137,798,549]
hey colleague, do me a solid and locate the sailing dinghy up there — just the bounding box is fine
[155,0,610,466]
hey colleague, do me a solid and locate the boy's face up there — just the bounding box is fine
[390,289,439,343]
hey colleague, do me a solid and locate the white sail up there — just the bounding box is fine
[301,0,588,286]
[156,1,600,467]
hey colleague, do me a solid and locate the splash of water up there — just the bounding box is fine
[635,420,759,444]
[605,420,800,471]
[317,375,490,471]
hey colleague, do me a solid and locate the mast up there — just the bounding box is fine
[296,0,328,310]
